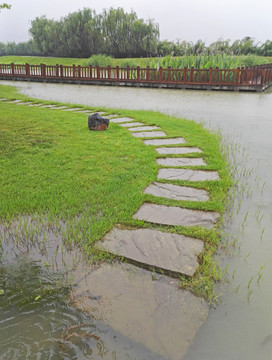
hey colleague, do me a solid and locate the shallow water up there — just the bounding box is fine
[1,80,272,359]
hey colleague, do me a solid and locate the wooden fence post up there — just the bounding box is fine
[159,67,162,83]
[40,64,45,78]
[235,67,240,85]
[73,64,76,78]
[60,65,63,78]
[214,67,218,84]
[240,67,244,84]
[11,63,15,76]
[108,65,111,80]
[55,64,59,78]
[190,67,194,82]
[137,66,140,82]
[116,66,119,80]
[209,67,213,84]
[90,65,93,79]
[78,65,81,79]
[97,66,100,80]
[183,67,187,84]
[25,63,30,77]
[146,66,150,81]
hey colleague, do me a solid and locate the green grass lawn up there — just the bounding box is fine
[0,84,231,302]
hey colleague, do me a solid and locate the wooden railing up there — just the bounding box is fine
[1,62,272,91]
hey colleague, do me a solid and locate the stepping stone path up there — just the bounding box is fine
[95,115,221,277]
[1,98,220,278]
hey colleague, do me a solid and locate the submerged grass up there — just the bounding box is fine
[0,84,231,303]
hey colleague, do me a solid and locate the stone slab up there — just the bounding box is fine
[144,182,210,201]
[157,157,207,167]
[119,122,145,127]
[26,103,43,107]
[156,147,202,154]
[110,117,134,123]
[128,126,160,132]
[16,102,33,106]
[49,105,69,110]
[131,131,166,138]
[63,107,82,111]
[144,137,186,146]
[133,203,219,228]
[71,262,209,360]
[97,228,204,277]
[4,99,23,103]
[158,168,220,181]
[39,104,58,108]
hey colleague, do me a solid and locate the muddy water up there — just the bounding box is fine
[1,80,272,359]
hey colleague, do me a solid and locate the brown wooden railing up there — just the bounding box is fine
[1,62,272,91]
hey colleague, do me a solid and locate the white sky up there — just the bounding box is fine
[0,0,271,45]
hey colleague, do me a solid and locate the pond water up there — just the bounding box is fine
[1,80,272,359]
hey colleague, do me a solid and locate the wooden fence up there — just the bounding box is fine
[1,62,272,91]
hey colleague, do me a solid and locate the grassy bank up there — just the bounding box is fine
[0,84,231,302]
[1,54,271,68]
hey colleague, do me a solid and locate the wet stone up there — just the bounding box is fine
[144,182,210,201]
[131,131,166,138]
[158,168,220,181]
[110,117,134,123]
[39,104,58,108]
[97,228,204,277]
[128,126,160,132]
[133,203,219,228]
[144,137,187,146]
[49,106,69,110]
[63,108,82,111]
[156,147,202,154]
[16,102,33,106]
[157,157,207,167]
[26,103,43,107]
[71,262,209,360]
[119,122,145,127]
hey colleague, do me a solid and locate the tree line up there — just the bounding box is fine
[0,7,272,58]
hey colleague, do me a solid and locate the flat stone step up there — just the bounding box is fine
[49,105,69,110]
[157,157,207,167]
[133,203,219,228]
[144,182,210,201]
[63,107,82,111]
[144,137,186,146]
[131,131,166,138]
[71,262,208,360]
[4,99,23,103]
[156,147,202,154]
[16,102,33,106]
[158,168,220,181]
[119,122,145,127]
[26,103,43,107]
[97,228,204,277]
[110,117,134,123]
[39,104,58,108]
[128,126,160,132]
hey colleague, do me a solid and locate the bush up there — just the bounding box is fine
[86,54,113,67]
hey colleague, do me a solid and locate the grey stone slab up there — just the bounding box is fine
[131,131,166,138]
[0,98,6,101]
[26,103,43,107]
[128,126,160,132]
[157,157,207,167]
[4,99,23,103]
[158,168,220,181]
[144,137,187,146]
[16,102,33,106]
[110,117,134,123]
[39,104,58,108]
[144,182,210,201]
[49,105,69,110]
[63,107,82,111]
[71,262,208,360]
[133,203,219,228]
[97,228,204,277]
[156,147,202,154]
[105,114,119,119]
[119,122,145,127]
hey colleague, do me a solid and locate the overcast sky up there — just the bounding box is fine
[0,0,271,45]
